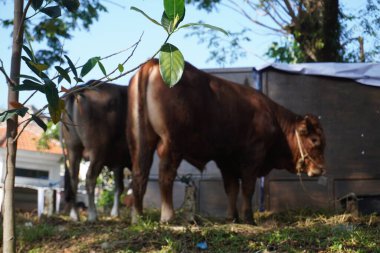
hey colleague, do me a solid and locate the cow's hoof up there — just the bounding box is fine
[160,212,174,223]
[87,216,97,222]
[87,210,98,222]
[110,207,119,217]
[226,215,240,224]
[160,213,175,224]
[70,208,80,222]
[160,205,174,223]
[131,209,142,224]
[244,217,257,226]
[248,220,257,226]
[160,216,174,224]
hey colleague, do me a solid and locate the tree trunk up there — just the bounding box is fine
[319,0,342,62]
[3,0,24,252]
[291,0,341,62]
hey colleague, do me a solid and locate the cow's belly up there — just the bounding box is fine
[145,67,244,166]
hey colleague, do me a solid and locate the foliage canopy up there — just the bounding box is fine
[186,0,380,64]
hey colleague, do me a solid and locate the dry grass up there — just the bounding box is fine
[1,208,379,253]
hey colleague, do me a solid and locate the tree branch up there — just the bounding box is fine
[273,0,293,18]
[0,59,16,87]
[283,0,297,21]
[261,3,288,29]
[100,32,144,81]
[21,90,38,106]
[16,0,32,42]
[223,1,284,34]
[266,1,291,25]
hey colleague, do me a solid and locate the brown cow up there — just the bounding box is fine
[62,81,131,221]
[127,59,326,224]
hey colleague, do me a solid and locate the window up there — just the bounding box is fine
[15,168,49,180]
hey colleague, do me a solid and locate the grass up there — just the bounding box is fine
[0,208,379,253]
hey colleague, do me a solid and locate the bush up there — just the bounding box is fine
[97,189,114,210]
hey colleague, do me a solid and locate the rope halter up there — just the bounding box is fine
[295,130,307,175]
[294,129,324,176]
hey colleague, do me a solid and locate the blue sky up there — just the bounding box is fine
[0,0,280,110]
[0,0,363,110]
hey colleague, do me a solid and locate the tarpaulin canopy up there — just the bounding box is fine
[254,62,380,87]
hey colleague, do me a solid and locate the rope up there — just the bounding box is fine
[294,130,328,202]
[295,130,306,175]
[294,130,324,175]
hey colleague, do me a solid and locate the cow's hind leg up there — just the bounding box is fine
[127,63,159,222]
[158,149,181,223]
[131,144,156,223]
[66,146,83,221]
[86,160,103,222]
[111,166,125,217]
[219,167,240,223]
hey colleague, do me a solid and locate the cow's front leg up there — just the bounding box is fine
[241,176,257,225]
[111,166,125,217]
[158,152,181,223]
[220,168,240,223]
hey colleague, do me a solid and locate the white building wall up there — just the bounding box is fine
[0,148,62,187]
[0,148,62,213]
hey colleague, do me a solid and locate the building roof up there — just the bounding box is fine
[0,121,62,155]
[254,62,380,87]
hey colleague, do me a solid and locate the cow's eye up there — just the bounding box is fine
[311,137,320,146]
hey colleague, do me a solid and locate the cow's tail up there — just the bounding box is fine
[60,93,76,205]
[127,59,159,219]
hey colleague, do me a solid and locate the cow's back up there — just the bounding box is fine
[64,82,131,168]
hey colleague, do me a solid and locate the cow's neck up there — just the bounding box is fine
[271,102,300,170]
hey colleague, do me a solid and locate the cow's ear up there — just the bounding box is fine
[304,114,319,126]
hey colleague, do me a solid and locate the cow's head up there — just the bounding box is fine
[293,114,326,177]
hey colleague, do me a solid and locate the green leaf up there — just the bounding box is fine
[21,56,49,79]
[19,74,41,83]
[98,61,107,76]
[81,57,100,77]
[64,55,78,78]
[159,43,184,87]
[161,9,185,34]
[117,64,124,73]
[55,66,71,84]
[164,0,185,20]
[74,77,84,83]
[31,0,43,10]
[40,6,62,18]
[13,79,46,93]
[43,80,59,108]
[22,45,34,61]
[43,80,61,124]
[29,62,49,72]
[48,104,62,124]
[161,11,173,33]
[31,114,47,131]
[177,23,229,36]
[131,6,162,27]
[0,108,29,122]
[62,0,80,12]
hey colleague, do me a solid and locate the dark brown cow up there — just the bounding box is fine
[62,81,131,221]
[127,59,326,224]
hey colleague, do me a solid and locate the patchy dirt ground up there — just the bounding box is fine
[2,209,380,253]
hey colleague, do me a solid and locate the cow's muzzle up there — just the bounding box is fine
[295,130,325,177]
